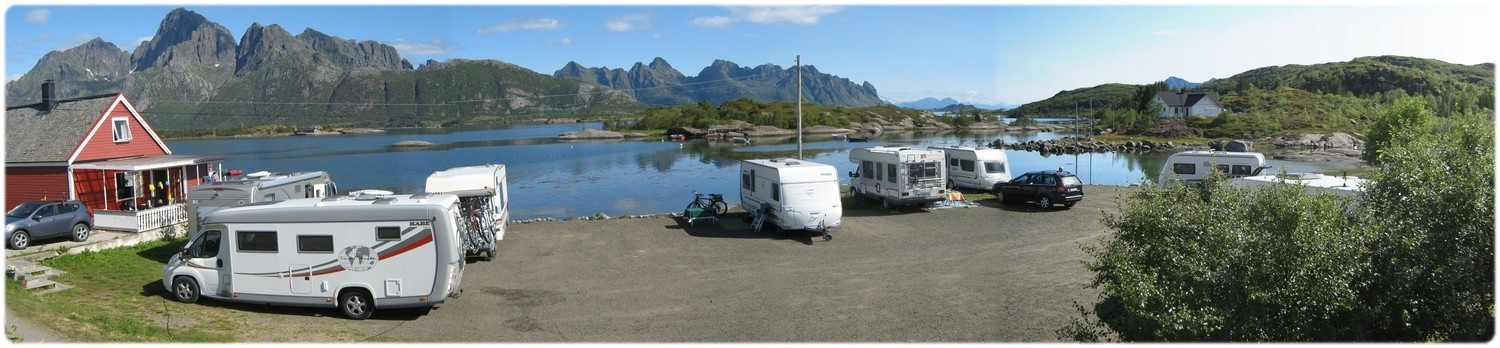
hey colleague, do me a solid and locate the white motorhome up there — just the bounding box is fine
[740,158,842,241]
[1157,151,1269,186]
[848,147,948,209]
[1229,172,1366,201]
[186,171,338,233]
[162,193,466,320]
[425,164,508,261]
[929,146,1011,191]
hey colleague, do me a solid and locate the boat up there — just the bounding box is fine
[846,136,870,142]
[731,137,752,144]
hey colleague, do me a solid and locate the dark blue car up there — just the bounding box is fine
[992,170,1085,209]
[5,200,94,250]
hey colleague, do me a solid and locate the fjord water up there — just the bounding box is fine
[169,123,1361,220]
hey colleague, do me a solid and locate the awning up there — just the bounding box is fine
[71,155,227,171]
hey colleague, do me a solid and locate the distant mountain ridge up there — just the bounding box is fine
[553,58,882,107]
[1164,76,1217,89]
[1006,56,1493,118]
[897,97,959,110]
[5,8,640,130]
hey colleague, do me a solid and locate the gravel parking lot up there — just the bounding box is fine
[321,185,1124,342]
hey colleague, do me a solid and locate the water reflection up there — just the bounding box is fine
[169,122,1364,220]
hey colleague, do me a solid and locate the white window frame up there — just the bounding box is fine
[111,117,132,142]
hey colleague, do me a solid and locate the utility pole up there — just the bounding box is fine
[797,54,804,160]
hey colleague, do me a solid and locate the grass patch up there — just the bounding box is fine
[6,239,234,342]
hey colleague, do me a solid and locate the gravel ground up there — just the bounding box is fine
[339,185,1125,342]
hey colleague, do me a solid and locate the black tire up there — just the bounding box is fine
[7,230,29,250]
[484,247,497,262]
[993,188,1007,204]
[339,289,374,320]
[1038,196,1052,209]
[712,201,729,215]
[685,201,705,211]
[172,276,200,303]
[1064,201,1076,208]
[882,198,894,210]
[71,223,91,242]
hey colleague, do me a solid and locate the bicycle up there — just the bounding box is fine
[686,191,729,216]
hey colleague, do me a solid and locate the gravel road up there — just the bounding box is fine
[335,185,1124,342]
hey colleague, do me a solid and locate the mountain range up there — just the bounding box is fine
[5,8,883,130]
[553,58,881,107]
[893,97,1015,111]
[1164,76,1218,89]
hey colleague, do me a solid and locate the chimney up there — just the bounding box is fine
[42,79,58,112]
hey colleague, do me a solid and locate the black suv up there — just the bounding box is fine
[992,170,1084,209]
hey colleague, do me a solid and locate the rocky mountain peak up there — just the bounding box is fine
[130,7,237,71]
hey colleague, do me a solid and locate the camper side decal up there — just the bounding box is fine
[239,228,434,278]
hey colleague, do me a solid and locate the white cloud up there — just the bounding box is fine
[387,37,459,56]
[1153,29,1185,36]
[543,37,574,47]
[605,13,652,33]
[691,16,733,28]
[690,6,842,28]
[734,6,842,25]
[477,18,564,35]
[26,9,50,25]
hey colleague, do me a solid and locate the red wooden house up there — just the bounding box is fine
[5,81,221,232]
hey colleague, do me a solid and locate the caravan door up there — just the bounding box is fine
[183,229,228,296]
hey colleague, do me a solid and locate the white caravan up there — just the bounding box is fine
[848,147,948,209]
[163,193,466,320]
[740,158,842,241]
[929,146,1011,191]
[1158,151,1270,186]
[186,171,338,233]
[1229,172,1366,201]
[425,164,508,261]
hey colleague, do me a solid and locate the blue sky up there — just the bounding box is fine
[4,3,1497,107]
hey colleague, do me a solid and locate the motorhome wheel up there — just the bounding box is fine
[882,198,894,210]
[172,277,200,303]
[340,290,374,320]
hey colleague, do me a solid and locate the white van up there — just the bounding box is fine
[740,158,842,241]
[848,147,948,209]
[1158,151,1269,186]
[186,171,338,233]
[930,146,1011,190]
[426,164,508,261]
[162,193,466,320]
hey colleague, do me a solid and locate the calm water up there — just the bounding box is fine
[169,123,1362,220]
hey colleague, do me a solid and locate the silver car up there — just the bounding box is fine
[5,200,94,250]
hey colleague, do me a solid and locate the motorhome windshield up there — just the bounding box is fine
[984,162,1006,173]
[908,162,940,180]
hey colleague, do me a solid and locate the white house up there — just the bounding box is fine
[1153,91,1223,118]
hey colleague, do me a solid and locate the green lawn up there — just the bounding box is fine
[5,239,234,342]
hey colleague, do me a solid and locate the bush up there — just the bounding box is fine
[1063,101,1495,342]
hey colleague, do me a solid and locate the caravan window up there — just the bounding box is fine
[862,161,875,179]
[771,184,780,202]
[960,159,975,172]
[742,171,754,191]
[1173,163,1196,175]
[886,164,897,184]
[1232,165,1252,175]
[949,158,959,166]
[909,162,940,179]
[297,235,334,253]
[237,231,278,252]
[984,162,1006,174]
[376,227,401,240]
[1215,165,1230,174]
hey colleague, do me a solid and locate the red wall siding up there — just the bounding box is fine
[73,100,167,162]
[5,166,70,209]
[72,169,119,211]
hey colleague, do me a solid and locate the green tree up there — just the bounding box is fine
[1362,97,1433,165]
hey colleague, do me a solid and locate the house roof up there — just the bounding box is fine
[6,94,123,164]
[1155,91,1220,108]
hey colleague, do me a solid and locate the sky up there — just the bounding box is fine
[3,1,1497,108]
